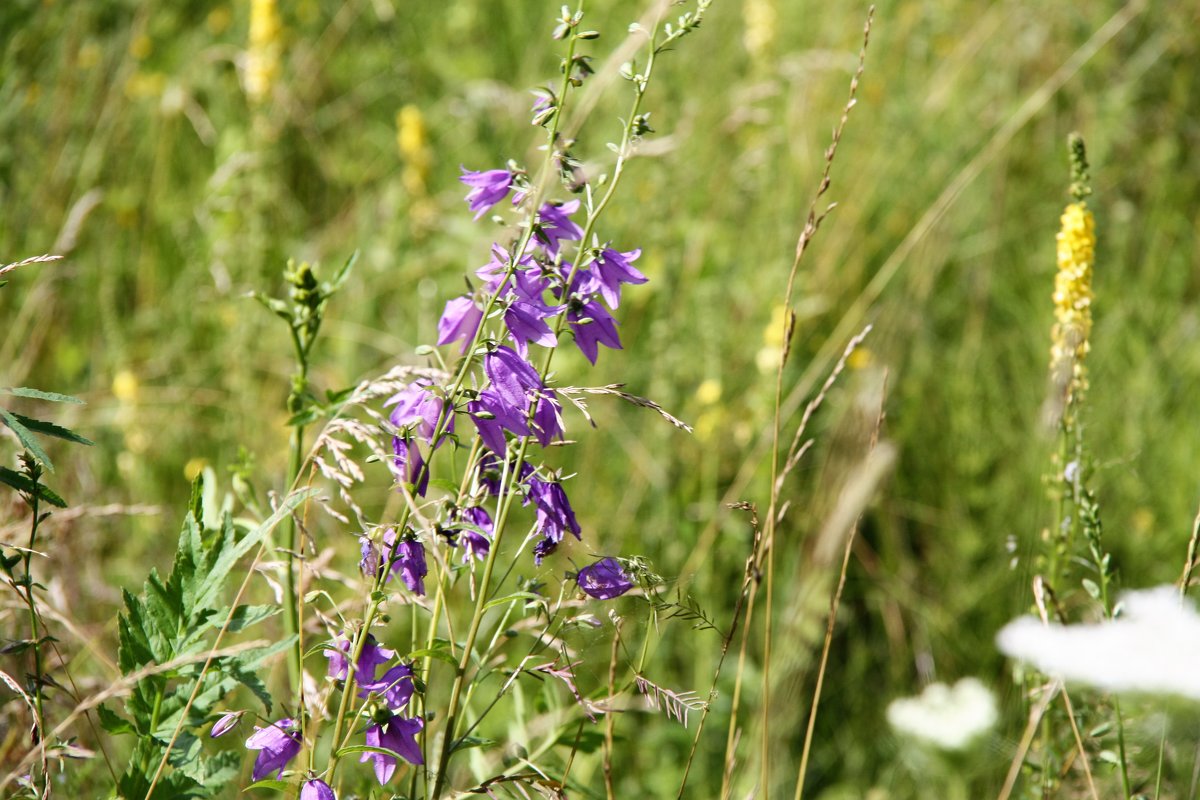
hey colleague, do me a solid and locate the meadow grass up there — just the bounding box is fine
[3,0,1200,797]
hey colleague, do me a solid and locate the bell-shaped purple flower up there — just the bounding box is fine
[586,247,646,309]
[300,779,336,800]
[535,201,583,255]
[437,295,483,354]
[325,633,395,683]
[471,347,563,450]
[567,296,622,365]
[460,167,513,219]
[527,477,581,564]
[358,663,415,710]
[504,296,557,357]
[386,382,452,496]
[576,557,635,600]
[475,244,538,295]
[394,538,427,596]
[456,506,493,563]
[245,718,302,781]
[361,714,425,784]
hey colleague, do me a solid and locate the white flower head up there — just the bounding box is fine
[997,585,1200,699]
[886,678,997,750]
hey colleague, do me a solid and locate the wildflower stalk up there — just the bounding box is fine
[15,455,48,792]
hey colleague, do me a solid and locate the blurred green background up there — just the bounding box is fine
[3,0,1200,795]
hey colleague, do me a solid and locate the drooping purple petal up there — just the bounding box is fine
[527,477,581,555]
[576,557,635,600]
[456,506,493,563]
[504,297,557,357]
[361,714,425,784]
[568,298,622,365]
[392,538,427,596]
[245,718,302,781]
[587,247,646,309]
[325,634,395,684]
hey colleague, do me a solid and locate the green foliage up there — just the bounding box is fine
[102,476,314,797]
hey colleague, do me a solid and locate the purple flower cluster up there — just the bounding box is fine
[322,632,423,785]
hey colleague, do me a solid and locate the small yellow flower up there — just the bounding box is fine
[129,33,152,60]
[695,378,722,406]
[184,457,209,482]
[207,6,233,36]
[112,370,139,403]
[743,0,777,62]
[847,347,874,371]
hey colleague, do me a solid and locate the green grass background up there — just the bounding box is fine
[3,0,1200,796]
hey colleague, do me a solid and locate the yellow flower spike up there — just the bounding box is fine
[1049,133,1095,417]
[245,0,281,104]
[397,105,432,197]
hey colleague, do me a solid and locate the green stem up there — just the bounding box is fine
[21,477,46,782]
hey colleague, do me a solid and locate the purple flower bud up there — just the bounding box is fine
[361,713,425,784]
[245,718,302,781]
[576,557,635,600]
[209,710,244,738]
[300,779,336,800]
[460,167,513,219]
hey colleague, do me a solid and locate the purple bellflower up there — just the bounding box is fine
[460,167,513,219]
[527,476,581,563]
[585,247,646,309]
[358,663,415,710]
[535,201,583,254]
[475,244,538,295]
[300,779,336,800]
[386,381,452,496]
[470,347,563,453]
[566,295,622,364]
[361,714,425,784]
[326,633,395,683]
[458,506,493,563]
[395,537,427,596]
[437,295,483,354]
[503,296,557,357]
[577,557,635,600]
[245,718,302,781]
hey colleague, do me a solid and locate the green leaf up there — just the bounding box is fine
[96,704,136,736]
[225,604,281,632]
[451,735,496,753]
[7,413,92,446]
[243,779,293,793]
[333,744,406,759]
[0,407,54,470]
[409,638,459,666]
[0,467,67,507]
[2,387,84,404]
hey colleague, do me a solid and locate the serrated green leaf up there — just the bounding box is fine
[0,407,54,471]
[96,704,136,736]
[225,604,281,633]
[7,413,92,446]
[2,387,83,404]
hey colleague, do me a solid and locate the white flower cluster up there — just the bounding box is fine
[886,678,997,750]
[997,585,1200,699]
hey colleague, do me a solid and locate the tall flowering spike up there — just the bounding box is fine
[576,557,635,600]
[244,0,281,104]
[460,167,514,219]
[1050,133,1096,409]
[361,714,425,784]
[397,104,431,198]
[245,718,302,781]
